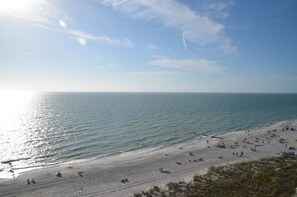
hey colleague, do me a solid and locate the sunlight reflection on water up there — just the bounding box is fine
[0,92,297,179]
[0,91,37,178]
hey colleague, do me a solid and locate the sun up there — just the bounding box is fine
[0,0,45,17]
[0,0,33,13]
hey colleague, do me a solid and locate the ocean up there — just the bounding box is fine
[1,92,297,179]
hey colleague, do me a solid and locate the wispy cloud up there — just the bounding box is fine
[202,1,234,21]
[124,71,177,77]
[146,43,159,50]
[98,64,120,69]
[101,0,236,53]
[182,33,187,49]
[68,30,133,47]
[24,51,31,56]
[0,0,132,47]
[204,1,233,12]
[151,58,225,74]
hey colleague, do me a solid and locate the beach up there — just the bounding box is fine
[1,0,296,194]
[0,120,296,197]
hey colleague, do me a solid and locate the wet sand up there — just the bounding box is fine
[0,121,296,197]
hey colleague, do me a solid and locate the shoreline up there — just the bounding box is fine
[0,120,296,196]
[0,119,290,179]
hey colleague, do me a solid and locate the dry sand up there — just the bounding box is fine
[0,120,296,197]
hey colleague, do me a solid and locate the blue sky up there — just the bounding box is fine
[0,0,296,92]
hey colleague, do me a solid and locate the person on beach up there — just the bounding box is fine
[56,172,62,178]
[121,178,129,183]
[78,171,84,177]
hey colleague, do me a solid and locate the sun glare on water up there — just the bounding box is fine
[0,91,36,178]
[0,91,35,130]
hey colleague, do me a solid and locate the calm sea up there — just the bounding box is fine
[1,92,297,178]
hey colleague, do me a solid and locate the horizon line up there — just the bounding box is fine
[1,90,297,94]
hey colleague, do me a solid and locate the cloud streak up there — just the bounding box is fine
[98,64,120,69]
[124,71,177,77]
[102,0,236,53]
[147,43,159,50]
[204,1,233,12]
[68,30,133,47]
[151,58,225,74]
[182,33,187,49]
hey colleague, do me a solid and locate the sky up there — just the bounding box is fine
[0,0,296,93]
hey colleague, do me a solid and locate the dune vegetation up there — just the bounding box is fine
[134,156,297,197]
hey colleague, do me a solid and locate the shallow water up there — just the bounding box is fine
[1,92,297,178]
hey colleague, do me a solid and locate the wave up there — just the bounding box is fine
[1,157,31,164]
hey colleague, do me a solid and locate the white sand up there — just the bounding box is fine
[0,120,296,197]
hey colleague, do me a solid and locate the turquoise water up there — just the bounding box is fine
[1,92,297,178]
